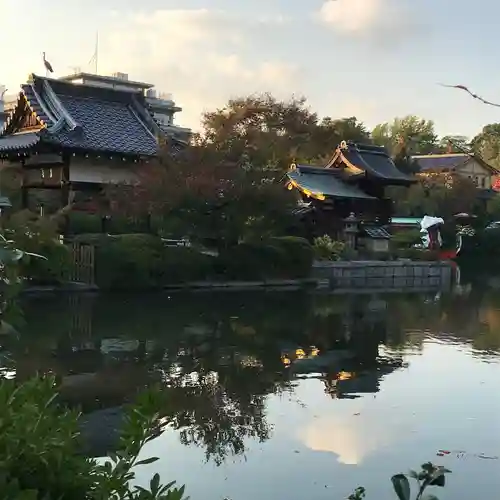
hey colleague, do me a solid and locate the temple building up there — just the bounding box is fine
[286,141,414,245]
[0,73,185,213]
[412,152,499,191]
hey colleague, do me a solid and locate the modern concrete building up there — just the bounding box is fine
[1,89,19,130]
[0,85,7,129]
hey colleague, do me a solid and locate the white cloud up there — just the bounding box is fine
[316,0,423,42]
[301,414,392,465]
[99,9,301,130]
[318,0,384,33]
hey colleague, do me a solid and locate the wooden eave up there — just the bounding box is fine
[2,92,45,136]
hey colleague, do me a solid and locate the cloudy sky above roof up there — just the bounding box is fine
[2,0,500,137]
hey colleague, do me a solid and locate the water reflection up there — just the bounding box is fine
[1,286,500,479]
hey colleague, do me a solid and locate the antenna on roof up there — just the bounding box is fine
[88,31,99,74]
[42,52,54,76]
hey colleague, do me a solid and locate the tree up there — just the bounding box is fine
[201,94,371,170]
[390,174,478,218]
[471,123,500,170]
[105,94,374,246]
[105,142,296,247]
[372,115,438,155]
[438,135,470,152]
[201,93,319,171]
[310,116,371,164]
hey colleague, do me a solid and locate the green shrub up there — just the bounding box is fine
[89,234,216,289]
[391,229,422,248]
[94,234,164,290]
[68,212,103,234]
[70,233,112,246]
[0,376,186,499]
[159,246,216,284]
[68,212,154,236]
[217,242,283,280]
[218,237,313,280]
[107,215,148,234]
[395,248,440,261]
[268,236,313,278]
[313,235,345,261]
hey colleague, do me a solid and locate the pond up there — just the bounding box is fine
[3,286,500,499]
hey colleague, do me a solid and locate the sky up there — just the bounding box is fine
[2,0,500,138]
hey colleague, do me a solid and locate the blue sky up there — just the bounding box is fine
[2,0,500,138]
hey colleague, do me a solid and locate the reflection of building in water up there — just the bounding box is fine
[281,295,404,398]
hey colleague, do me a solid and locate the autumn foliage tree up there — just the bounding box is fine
[104,93,490,245]
[105,93,376,245]
[105,140,295,247]
[201,93,371,170]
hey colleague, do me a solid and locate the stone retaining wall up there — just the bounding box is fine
[313,260,453,291]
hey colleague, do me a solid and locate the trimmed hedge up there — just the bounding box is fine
[75,234,314,289]
[94,234,164,289]
[217,236,313,280]
[67,213,152,235]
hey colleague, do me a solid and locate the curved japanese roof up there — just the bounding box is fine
[328,141,415,184]
[0,74,165,157]
[287,164,376,200]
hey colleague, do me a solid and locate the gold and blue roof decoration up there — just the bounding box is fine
[286,163,376,201]
[327,140,415,184]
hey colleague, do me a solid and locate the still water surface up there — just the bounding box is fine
[4,287,500,499]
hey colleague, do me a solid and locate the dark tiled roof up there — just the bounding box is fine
[0,74,160,156]
[45,93,158,155]
[164,135,189,158]
[0,132,40,151]
[339,142,414,183]
[288,165,376,200]
[291,205,314,216]
[412,154,469,172]
[362,226,391,239]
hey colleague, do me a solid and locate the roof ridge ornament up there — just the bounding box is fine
[340,140,348,150]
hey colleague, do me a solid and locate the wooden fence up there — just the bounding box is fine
[67,243,95,285]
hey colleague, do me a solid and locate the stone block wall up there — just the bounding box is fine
[312,260,453,291]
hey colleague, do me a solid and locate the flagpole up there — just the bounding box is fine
[95,31,99,74]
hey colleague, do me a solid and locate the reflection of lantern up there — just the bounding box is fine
[281,355,291,366]
[337,371,354,381]
[295,348,306,359]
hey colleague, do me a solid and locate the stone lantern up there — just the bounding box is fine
[343,212,359,250]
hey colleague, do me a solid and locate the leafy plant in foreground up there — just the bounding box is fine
[349,462,451,500]
[313,235,345,261]
[0,376,187,499]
